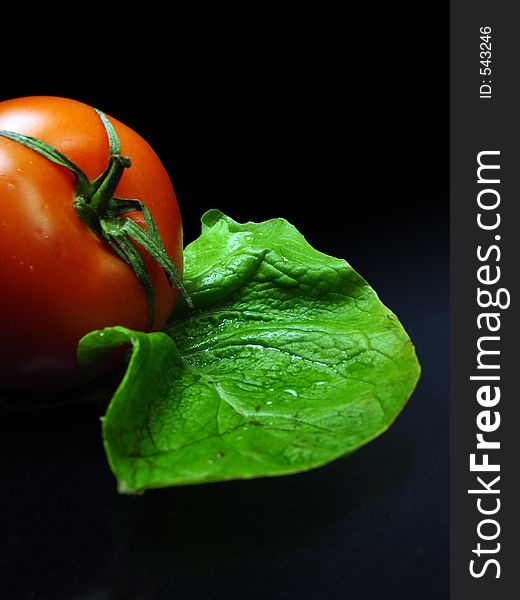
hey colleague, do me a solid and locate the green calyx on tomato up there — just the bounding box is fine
[0,109,192,327]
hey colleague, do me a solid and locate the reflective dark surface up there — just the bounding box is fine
[0,7,447,599]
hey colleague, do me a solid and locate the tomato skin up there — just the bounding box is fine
[0,96,183,389]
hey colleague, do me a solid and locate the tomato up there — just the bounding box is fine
[0,96,183,390]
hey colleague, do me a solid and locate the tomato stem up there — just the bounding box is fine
[0,111,193,325]
[88,155,131,215]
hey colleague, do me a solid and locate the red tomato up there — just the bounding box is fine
[0,96,183,390]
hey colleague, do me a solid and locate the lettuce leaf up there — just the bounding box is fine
[78,210,420,492]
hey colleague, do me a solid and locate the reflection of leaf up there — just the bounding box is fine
[79,211,420,493]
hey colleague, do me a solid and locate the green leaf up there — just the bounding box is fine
[79,211,420,493]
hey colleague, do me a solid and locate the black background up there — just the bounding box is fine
[0,6,448,600]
